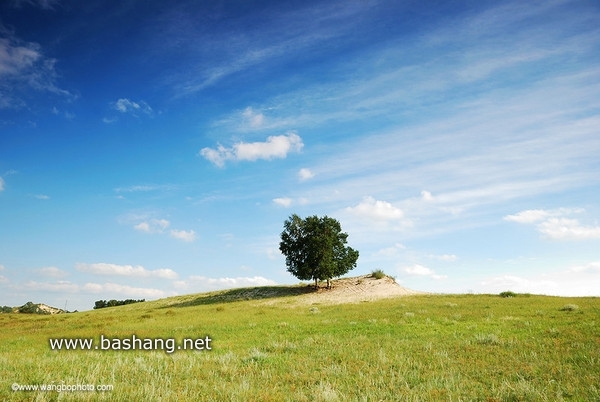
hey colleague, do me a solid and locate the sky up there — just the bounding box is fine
[1,0,599,311]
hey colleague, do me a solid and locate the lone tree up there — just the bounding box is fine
[279,214,359,289]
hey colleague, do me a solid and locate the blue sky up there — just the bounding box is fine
[1,0,599,311]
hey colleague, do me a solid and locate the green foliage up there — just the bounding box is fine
[371,269,386,279]
[94,299,145,309]
[499,291,517,298]
[279,214,359,286]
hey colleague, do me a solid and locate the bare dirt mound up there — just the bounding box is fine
[293,275,425,305]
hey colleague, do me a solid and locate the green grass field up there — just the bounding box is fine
[1,286,599,401]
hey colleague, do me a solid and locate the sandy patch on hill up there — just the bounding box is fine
[287,275,425,305]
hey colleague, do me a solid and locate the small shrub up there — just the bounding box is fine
[371,269,386,279]
[559,304,579,312]
[499,291,517,298]
[474,333,500,345]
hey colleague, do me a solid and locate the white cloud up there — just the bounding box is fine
[298,168,314,181]
[187,275,277,290]
[23,280,80,293]
[170,229,196,242]
[34,194,49,200]
[504,209,553,223]
[36,266,67,278]
[480,262,600,296]
[134,218,170,233]
[75,263,178,279]
[403,264,447,280]
[373,243,406,258]
[569,261,600,274]
[0,35,72,108]
[113,98,153,116]
[242,107,265,128]
[0,177,4,191]
[538,218,600,240]
[429,254,458,262]
[346,196,404,222]
[0,275,8,284]
[505,208,600,240]
[81,282,168,299]
[273,197,292,207]
[200,132,303,167]
[421,190,434,202]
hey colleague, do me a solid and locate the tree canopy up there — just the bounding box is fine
[279,214,359,288]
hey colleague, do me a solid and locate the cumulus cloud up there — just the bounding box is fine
[200,132,303,167]
[188,275,277,290]
[75,263,178,279]
[480,262,600,296]
[504,208,600,240]
[170,229,196,242]
[134,218,170,233]
[298,168,314,181]
[346,196,404,222]
[504,209,554,224]
[537,218,600,240]
[403,264,447,280]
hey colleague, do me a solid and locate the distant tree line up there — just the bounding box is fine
[1,306,13,313]
[93,299,145,309]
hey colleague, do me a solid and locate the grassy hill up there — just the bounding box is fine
[1,278,599,401]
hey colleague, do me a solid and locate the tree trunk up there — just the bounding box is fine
[326,278,331,289]
[314,277,318,289]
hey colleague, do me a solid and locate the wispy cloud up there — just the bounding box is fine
[36,266,67,278]
[113,98,152,115]
[504,208,600,240]
[164,1,378,97]
[0,32,73,109]
[200,132,303,167]
[0,177,4,191]
[105,98,153,121]
[75,263,178,280]
[20,280,169,299]
[11,0,60,10]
